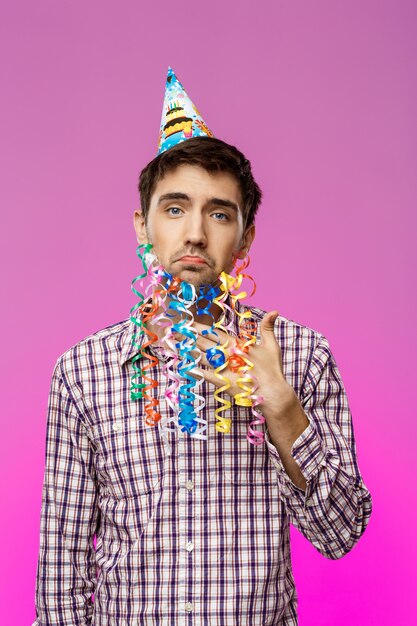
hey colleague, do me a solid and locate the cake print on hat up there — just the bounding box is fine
[157,66,213,155]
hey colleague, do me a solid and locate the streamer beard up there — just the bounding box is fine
[149,249,226,324]
[130,243,266,446]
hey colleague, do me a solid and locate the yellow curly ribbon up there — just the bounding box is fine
[212,281,232,433]
[222,260,257,408]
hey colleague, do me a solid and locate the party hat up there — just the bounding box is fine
[157,66,213,155]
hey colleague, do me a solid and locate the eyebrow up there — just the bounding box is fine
[157,192,239,213]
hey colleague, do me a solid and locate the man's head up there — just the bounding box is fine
[138,137,262,229]
[133,137,262,287]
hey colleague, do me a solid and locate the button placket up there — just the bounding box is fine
[178,430,190,614]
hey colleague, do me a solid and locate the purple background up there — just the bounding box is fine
[1,1,416,624]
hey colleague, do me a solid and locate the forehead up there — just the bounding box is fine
[150,164,242,205]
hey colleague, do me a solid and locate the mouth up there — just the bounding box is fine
[177,255,208,265]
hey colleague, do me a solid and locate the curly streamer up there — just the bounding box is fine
[130,245,272,447]
[220,265,256,408]
[151,270,187,448]
[232,255,267,445]
[167,282,202,435]
[194,283,232,434]
[129,243,154,402]
[143,270,186,448]
[205,280,233,434]
[130,249,204,436]
[137,258,171,427]
[219,256,267,445]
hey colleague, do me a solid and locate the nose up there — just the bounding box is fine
[184,212,207,248]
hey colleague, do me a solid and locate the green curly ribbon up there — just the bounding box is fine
[129,243,153,400]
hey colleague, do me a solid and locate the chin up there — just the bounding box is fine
[175,268,220,288]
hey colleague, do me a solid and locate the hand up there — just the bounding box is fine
[192,311,300,423]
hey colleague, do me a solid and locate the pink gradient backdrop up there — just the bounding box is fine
[1,1,416,624]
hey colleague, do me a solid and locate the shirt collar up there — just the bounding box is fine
[120,311,146,367]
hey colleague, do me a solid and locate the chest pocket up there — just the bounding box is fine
[93,415,164,500]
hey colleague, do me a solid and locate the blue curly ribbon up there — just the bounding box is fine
[195,284,224,367]
[130,247,267,446]
[171,282,200,434]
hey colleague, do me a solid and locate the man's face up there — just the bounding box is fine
[134,164,255,288]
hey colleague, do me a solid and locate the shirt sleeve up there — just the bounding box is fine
[265,334,373,560]
[34,358,100,625]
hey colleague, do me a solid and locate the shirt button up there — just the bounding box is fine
[185,480,194,491]
[306,498,314,506]
[112,423,121,432]
[186,541,194,552]
[185,602,193,612]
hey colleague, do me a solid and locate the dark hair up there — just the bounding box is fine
[138,137,262,228]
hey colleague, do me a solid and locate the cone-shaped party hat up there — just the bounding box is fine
[157,66,213,155]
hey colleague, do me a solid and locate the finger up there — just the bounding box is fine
[193,321,230,344]
[191,349,210,368]
[187,344,227,370]
[260,310,284,370]
[259,310,279,346]
[174,335,229,370]
[173,326,221,346]
[193,334,235,363]
[194,335,218,354]
[172,330,217,351]
[194,366,222,388]
[195,343,232,372]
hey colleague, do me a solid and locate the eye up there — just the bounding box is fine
[212,212,229,221]
[166,206,183,216]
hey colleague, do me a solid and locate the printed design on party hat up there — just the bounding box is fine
[157,66,213,154]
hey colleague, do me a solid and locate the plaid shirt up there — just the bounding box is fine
[33,300,372,626]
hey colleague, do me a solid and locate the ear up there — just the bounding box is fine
[235,223,256,260]
[133,210,149,244]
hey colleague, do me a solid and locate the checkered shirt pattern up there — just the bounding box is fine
[33,301,372,625]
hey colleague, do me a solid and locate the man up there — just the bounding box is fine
[33,69,372,625]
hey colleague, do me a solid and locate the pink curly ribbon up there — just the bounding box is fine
[130,246,275,447]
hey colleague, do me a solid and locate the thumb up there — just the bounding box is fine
[260,311,283,370]
[260,310,279,344]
